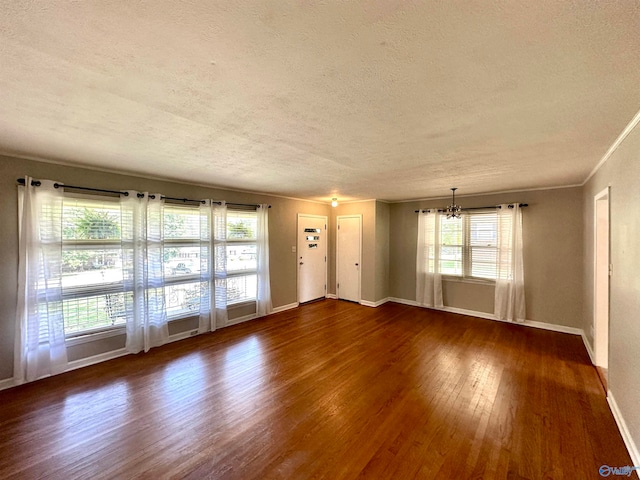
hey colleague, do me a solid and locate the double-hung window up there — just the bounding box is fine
[439,215,464,276]
[163,204,202,319]
[61,195,128,336]
[226,209,257,304]
[438,210,498,281]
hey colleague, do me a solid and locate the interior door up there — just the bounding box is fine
[594,188,609,369]
[337,215,362,303]
[297,214,327,303]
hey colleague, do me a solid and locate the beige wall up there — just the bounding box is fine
[328,200,389,304]
[375,201,390,302]
[329,200,376,302]
[0,155,330,379]
[583,122,640,453]
[389,187,584,327]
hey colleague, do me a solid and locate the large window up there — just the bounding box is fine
[61,195,127,335]
[61,197,206,336]
[18,177,273,385]
[226,209,257,304]
[60,197,259,337]
[439,211,498,280]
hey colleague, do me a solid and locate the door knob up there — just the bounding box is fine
[355,263,359,266]
[300,262,304,265]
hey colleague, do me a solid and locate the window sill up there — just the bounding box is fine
[65,303,256,346]
[66,313,199,346]
[66,327,125,346]
[442,276,495,286]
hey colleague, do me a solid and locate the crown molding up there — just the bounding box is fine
[582,107,640,186]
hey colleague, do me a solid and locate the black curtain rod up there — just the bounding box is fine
[414,203,528,213]
[211,201,271,208]
[17,179,271,207]
[17,178,204,202]
[17,178,125,196]
[224,202,272,209]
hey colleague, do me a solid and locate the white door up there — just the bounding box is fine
[337,215,362,303]
[297,214,327,303]
[594,188,610,369]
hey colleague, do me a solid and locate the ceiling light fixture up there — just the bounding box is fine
[331,198,338,207]
[446,188,462,219]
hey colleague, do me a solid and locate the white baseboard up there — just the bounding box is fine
[389,297,419,307]
[582,332,596,365]
[66,348,129,373]
[360,297,390,308]
[608,390,640,478]
[387,298,583,336]
[0,377,15,392]
[438,305,496,322]
[326,294,338,300]
[272,302,299,314]
[517,318,583,336]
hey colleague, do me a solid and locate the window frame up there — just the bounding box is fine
[439,210,498,283]
[225,207,258,306]
[438,215,464,277]
[162,202,204,321]
[61,192,128,339]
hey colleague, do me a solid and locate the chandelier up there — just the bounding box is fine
[446,187,462,219]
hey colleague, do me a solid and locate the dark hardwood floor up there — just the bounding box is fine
[0,300,631,479]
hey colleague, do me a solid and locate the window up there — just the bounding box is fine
[61,195,128,336]
[163,204,202,319]
[439,215,463,276]
[61,197,206,337]
[226,209,257,304]
[59,196,259,336]
[439,211,498,280]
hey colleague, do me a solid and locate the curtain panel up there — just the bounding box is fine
[198,199,213,334]
[121,191,170,353]
[15,178,68,384]
[494,204,526,322]
[212,201,228,329]
[256,204,272,317]
[416,210,443,308]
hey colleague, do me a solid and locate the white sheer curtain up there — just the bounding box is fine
[212,201,228,329]
[121,191,169,353]
[15,178,68,384]
[256,204,272,317]
[198,199,213,334]
[416,209,443,308]
[494,204,526,322]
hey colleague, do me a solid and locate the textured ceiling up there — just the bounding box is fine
[1,1,640,202]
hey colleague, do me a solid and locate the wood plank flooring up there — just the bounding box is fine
[0,300,632,479]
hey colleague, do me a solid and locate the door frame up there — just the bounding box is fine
[593,186,610,369]
[336,214,362,303]
[296,213,328,304]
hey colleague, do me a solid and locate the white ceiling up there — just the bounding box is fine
[1,1,639,202]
